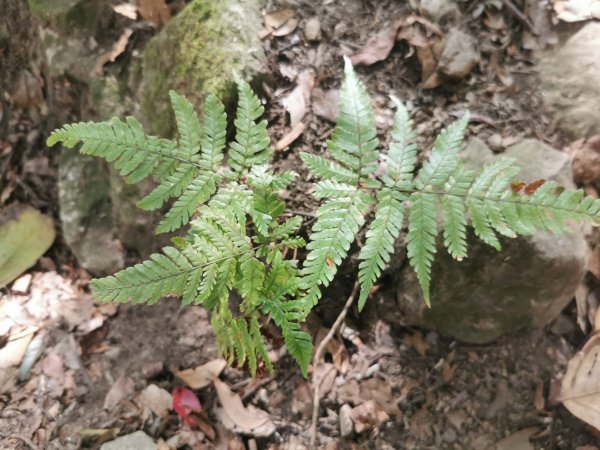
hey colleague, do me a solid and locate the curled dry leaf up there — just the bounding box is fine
[312,88,340,123]
[93,28,133,77]
[138,0,171,27]
[139,384,173,417]
[175,358,227,389]
[104,375,135,410]
[263,9,298,38]
[213,378,275,437]
[561,332,600,429]
[282,69,315,127]
[350,21,402,66]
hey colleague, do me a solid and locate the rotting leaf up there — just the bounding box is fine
[175,358,227,389]
[104,375,135,410]
[350,20,403,66]
[139,384,173,417]
[213,377,275,436]
[282,69,315,127]
[138,0,171,27]
[262,9,298,38]
[0,204,55,288]
[93,28,133,77]
[312,88,340,123]
[561,333,600,429]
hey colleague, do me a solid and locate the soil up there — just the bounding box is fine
[1,0,600,449]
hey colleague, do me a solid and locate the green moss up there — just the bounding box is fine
[138,0,266,136]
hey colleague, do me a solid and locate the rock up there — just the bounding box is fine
[550,314,575,336]
[487,133,504,152]
[58,150,124,276]
[137,0,268,136]
[304,17,322,42]
[419,0,459,23]
[384,138,587,343]
[339,404,354,437]
[539,23,600,138]
[100,431,157,450]
[437,29,479,79]
[0,204,55,287]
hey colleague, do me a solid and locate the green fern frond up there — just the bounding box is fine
[90,246,201,304]
[415,114,469,190]
[229,80,272,175]
[407,192,438,307]
[442,167,474,259]
[386,95,418,184]
[357,188,407,310]
[300,191,370,313]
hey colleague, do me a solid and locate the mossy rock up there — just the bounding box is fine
[0,205,55,287]
[137,0,268,136]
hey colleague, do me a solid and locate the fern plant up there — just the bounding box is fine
[48,57,600,378]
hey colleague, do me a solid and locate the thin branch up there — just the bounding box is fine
[500,0,537,35]
[309,280,360,450]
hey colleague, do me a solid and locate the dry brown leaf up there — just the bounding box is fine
[403,330,430,356]
[176,358,227,389]
[488,427,538,450]
[350,400,390,433]
[113,3,137,20]
[138,384,173,417]
[534,380,545,411]
[567,136,600,184]
[350,21,402,66]
[104,375,135,410]
[312,88,340,123]
[275,122,306,151]
[263,9,298,37]
[561,333,600,429]
[138,0,171,27]
[282,69,315,127]
[93,28,133,77]
[213,378,275,436]
[314,362,337,397]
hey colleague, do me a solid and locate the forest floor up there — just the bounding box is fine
[1,0,599,449]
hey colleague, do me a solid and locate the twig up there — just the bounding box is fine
[309,280,360,450]
[500,0,537,35]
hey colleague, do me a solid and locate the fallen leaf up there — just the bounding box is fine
[138,0,171,27]
[172,386,204,429]
[403,331,430,356]
[11,273,32,294]
[93,28,133,77]
[139,384,173,417]
[350,21,403,66]
[350,400,390,433]
[567,136,600,184]
[561,333,600,429]
[213,378,275,436]
[534,380,545,411]
[112,3,137,20]
[488,427,538,450]
[175,358,227,389]
[312,88,340,123]
[314,363,337,396]
[275,122,306,151]
[0,204,55,288]
[263,9,298,37]
[104,375,135,410]
[554,0,600,22]
[282,69,315,127]
[42,350,64,380]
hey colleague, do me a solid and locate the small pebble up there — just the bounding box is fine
[339,404,354,437]
[487,133,503,152]
[304,17,322,41]
[442,427,457,443]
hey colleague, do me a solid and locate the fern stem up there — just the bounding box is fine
[309,280,360,449]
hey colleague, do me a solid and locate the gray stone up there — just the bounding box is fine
[384,138,587,343]
[58,150,124,276]
[100,431,157,450]
[539,22,600,138]
[339,404,354,437]
[304,17,322,42]
[419,0,459,23]
[438,29,479,79]
[137,0,268,136]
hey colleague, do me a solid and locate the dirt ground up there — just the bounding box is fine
[1,0,600,449]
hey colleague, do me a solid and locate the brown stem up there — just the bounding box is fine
[309,280,361,449]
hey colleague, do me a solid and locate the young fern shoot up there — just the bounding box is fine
[48,57,600,377]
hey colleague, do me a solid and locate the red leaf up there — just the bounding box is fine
[524,179,546,195]
[173,386,202,426]
[510,181,526,193]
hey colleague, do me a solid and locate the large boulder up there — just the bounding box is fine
[380,138,587,343]
[136,0,268,136]
[539,23,600,138]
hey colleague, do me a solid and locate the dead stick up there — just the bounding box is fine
[501,0,537,35]
[309,280,361,449]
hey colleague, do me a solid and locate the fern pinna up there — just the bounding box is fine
[48,57,600,377]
